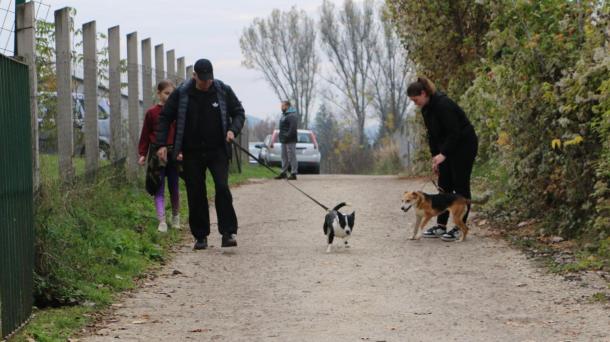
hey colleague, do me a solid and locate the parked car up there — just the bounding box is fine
[256,129,321,174]
[38,92,111,159]
[248,141,263,164]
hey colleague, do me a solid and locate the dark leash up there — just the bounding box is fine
[231,141,330,211]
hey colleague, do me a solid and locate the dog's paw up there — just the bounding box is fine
[326,245,332,253]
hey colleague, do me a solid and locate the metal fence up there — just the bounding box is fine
[0,53,34,340]
[0,0,51,55]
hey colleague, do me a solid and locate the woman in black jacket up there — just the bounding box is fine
[407,77,478,241]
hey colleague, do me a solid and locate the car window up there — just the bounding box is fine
[98,99,110,119]
[298,132,312,143]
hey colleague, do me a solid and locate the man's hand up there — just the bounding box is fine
[157,146,168,163]
[138,155,146,166]
[226,130,235,143]
[432,153,446,173]
[177,152,183,161]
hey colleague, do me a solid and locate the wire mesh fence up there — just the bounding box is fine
[0,0,50,55]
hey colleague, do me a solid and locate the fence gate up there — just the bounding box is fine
[0,53,34,339]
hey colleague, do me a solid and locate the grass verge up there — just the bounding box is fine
[8,159,273,342]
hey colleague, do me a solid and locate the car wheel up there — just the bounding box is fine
[258,154,267,166]
[99,142,110,160]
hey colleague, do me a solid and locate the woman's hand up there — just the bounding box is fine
[432,153,446,173]
[177,152,183,161]
[138,156,146,166]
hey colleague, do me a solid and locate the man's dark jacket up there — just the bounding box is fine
[279,107,298,143]
[421,92,477,157]
[156,79,245,160]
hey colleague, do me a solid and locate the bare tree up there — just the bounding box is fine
[250,118,277,142]
[240,7,318,128]
[319,0,377,145]
[370,4,413,142]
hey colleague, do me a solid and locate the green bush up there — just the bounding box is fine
[34,160,181,306]
[390,1,609,265]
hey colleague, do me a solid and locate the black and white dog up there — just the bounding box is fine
[323,202,355,253]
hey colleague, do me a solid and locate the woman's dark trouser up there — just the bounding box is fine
[437,137,478,226]
[182,148,238,240]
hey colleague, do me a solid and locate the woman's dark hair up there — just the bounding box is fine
[157,79,175,92]
[407,76,436,97]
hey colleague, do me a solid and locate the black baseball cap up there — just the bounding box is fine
[194,58,214,80]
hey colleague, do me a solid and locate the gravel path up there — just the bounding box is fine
[83,175,610,342]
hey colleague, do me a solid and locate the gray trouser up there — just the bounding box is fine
[281,142,298,174]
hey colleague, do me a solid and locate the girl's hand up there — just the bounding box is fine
[157,147,168,163]
[177,152,183,161]
[432,154,446,173]
[138,155,146,166]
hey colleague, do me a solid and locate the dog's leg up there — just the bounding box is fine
[453,207,470,242]
[326,232,334,253]
[415,215,433,240]
[410,214,422,240]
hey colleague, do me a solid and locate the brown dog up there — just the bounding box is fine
[401,191,472,241]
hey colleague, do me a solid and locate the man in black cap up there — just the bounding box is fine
[156,58,245,250]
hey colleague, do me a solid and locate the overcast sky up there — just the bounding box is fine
[38,0,350,121]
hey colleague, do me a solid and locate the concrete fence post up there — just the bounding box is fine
[83,20,98,175]
[155,44,165,84]
[108,25,123,162]
[177,56,186,84]
[15,2,38,190]
[166,49,175,82]
[141,38,153,114]
[126,32,140,180]
[54,7,74,181]
[186,65,193,79]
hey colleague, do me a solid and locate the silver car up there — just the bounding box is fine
[248,141,263,164]
[256,129,321,174]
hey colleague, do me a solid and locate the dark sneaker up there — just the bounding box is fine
[274,172,287,180]
[422,225,446,238]
[288,174,297,180]
[441,227,460,242]
[194,237,208,250]
[221,234,237,248]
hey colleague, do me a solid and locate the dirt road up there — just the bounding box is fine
[84,175,609,342]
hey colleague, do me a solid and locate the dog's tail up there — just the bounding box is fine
[467,191,492,205]
[331,202,350,212]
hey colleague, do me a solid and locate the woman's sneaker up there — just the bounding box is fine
[422,225,446,238]
[441,227,461,242]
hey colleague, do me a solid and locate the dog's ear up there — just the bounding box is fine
[347,212,355,227]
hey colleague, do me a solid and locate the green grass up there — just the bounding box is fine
[39,154,111,182]
[8,161,273,342]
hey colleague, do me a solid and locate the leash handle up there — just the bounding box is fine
[231,141,329,211]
